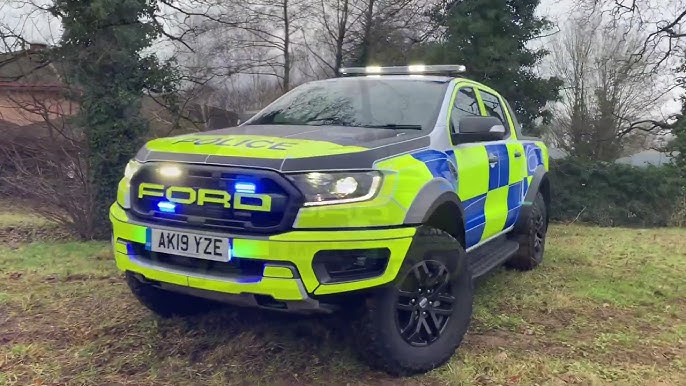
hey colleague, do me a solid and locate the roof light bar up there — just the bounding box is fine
[339,64,466,76]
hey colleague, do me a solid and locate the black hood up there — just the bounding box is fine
[136,124,430,172]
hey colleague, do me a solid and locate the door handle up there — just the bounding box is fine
[514,151,522,158]
[488,154,499,164]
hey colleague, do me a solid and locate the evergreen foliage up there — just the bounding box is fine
[49,0,177,238]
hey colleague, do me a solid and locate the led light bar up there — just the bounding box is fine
[339,64,467,76]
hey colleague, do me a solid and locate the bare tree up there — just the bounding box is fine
[548,14,672,161]
[579,0,686,67]
[349,0,436,65]
[305,0,361,76]
[0,88,99,238]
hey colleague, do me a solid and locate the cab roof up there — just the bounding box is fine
[307,75,456,84]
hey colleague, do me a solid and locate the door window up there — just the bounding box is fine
[479,90,509,132]
[450,87,480,133]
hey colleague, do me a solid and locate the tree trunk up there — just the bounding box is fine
[359,0,375,66]
[334,0,349,74]
[282,0,291,91]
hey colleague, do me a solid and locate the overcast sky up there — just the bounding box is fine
[0,0,682,115]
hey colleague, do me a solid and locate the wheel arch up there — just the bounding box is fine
[403,179,466,248]
[515,165,550,233]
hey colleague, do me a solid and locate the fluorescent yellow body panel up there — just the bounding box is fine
[482,185,509,239]
[110,204,415,298]
[263,266,294,279]
[454,145,489,200]
[375,155,434,209]
[146,134,368,159]
[507,142,527,185]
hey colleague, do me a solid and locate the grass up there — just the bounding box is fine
[0,200,53,228]
[0,215,684,385]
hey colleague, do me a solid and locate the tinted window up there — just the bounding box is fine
[248,78,449,130]
[480,90,508,127]
[450,87,480,133]
[503,98,523,137]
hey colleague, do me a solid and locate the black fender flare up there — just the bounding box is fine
[403,178,466,232]
[514,165,550,233]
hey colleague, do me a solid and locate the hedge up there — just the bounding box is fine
[548,158,686,227]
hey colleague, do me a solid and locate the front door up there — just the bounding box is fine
[448,83,490,249]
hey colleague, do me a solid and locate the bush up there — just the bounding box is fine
[0,123,97,239]
[548,158,686,227]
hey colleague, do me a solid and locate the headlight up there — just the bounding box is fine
[119,160,142,209]
[124,159,142,179]
[287,171,382,206]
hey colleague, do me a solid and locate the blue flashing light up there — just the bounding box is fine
[234,181,256,194]
[157,201,176,213]
[227,238,233,261]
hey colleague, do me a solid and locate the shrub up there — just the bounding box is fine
[548,158,686,227]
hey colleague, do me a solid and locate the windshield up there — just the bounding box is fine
[246,78,449,130]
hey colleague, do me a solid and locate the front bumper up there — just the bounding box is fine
[110,204,415,311]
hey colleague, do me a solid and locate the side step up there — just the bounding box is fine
[467,236,520,279]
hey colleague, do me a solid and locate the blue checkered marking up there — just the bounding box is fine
[463,194,487,248]
[485,144,509,190]
[411,149,458,190]
[523,142,543,176]
[505,180,524,229]
[412,144,541,248]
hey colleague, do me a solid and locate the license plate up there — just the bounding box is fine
[146,229,231,262]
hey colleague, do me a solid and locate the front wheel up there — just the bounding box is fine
[357,226,473,376]
[125,272,219,318]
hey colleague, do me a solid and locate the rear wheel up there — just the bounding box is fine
[125,272,219,318]
[357,226,473,376]
[506,192,547,270]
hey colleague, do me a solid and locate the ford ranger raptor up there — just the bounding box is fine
[110,64,551,375]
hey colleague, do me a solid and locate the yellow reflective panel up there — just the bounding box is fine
[507,142,527,185]
[374,154,433,209]
[454,145,489,200]
[482,186,509,241]
[145,135,369,159]
[263,266,294,279]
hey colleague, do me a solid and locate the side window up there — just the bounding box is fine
[479,90,508,128]
[504,99,524,137]
[450,87,480,133]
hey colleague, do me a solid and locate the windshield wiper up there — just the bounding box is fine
[302,120,423,130]
[360,124,423,130]
[303,118,346,126]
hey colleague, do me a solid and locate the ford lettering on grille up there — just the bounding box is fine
[138,183,273,212]
[129,164,303,234]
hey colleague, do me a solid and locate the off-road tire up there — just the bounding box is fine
[506,192,547,270]
[357,226,473,376]
[125,272,218,318]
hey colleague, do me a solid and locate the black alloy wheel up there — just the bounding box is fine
[396,260,455,346]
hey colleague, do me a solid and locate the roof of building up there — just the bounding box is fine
[0,44,62,87]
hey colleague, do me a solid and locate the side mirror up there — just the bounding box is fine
[451,116,506,143]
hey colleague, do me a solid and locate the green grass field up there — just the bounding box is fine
[1,208,684,385]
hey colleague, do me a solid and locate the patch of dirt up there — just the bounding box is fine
[0,306,21,345]
[465,330,541,351]
[0,225,75,245]
[63,273,115,282]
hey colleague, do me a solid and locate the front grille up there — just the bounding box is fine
[130,163,304,234]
